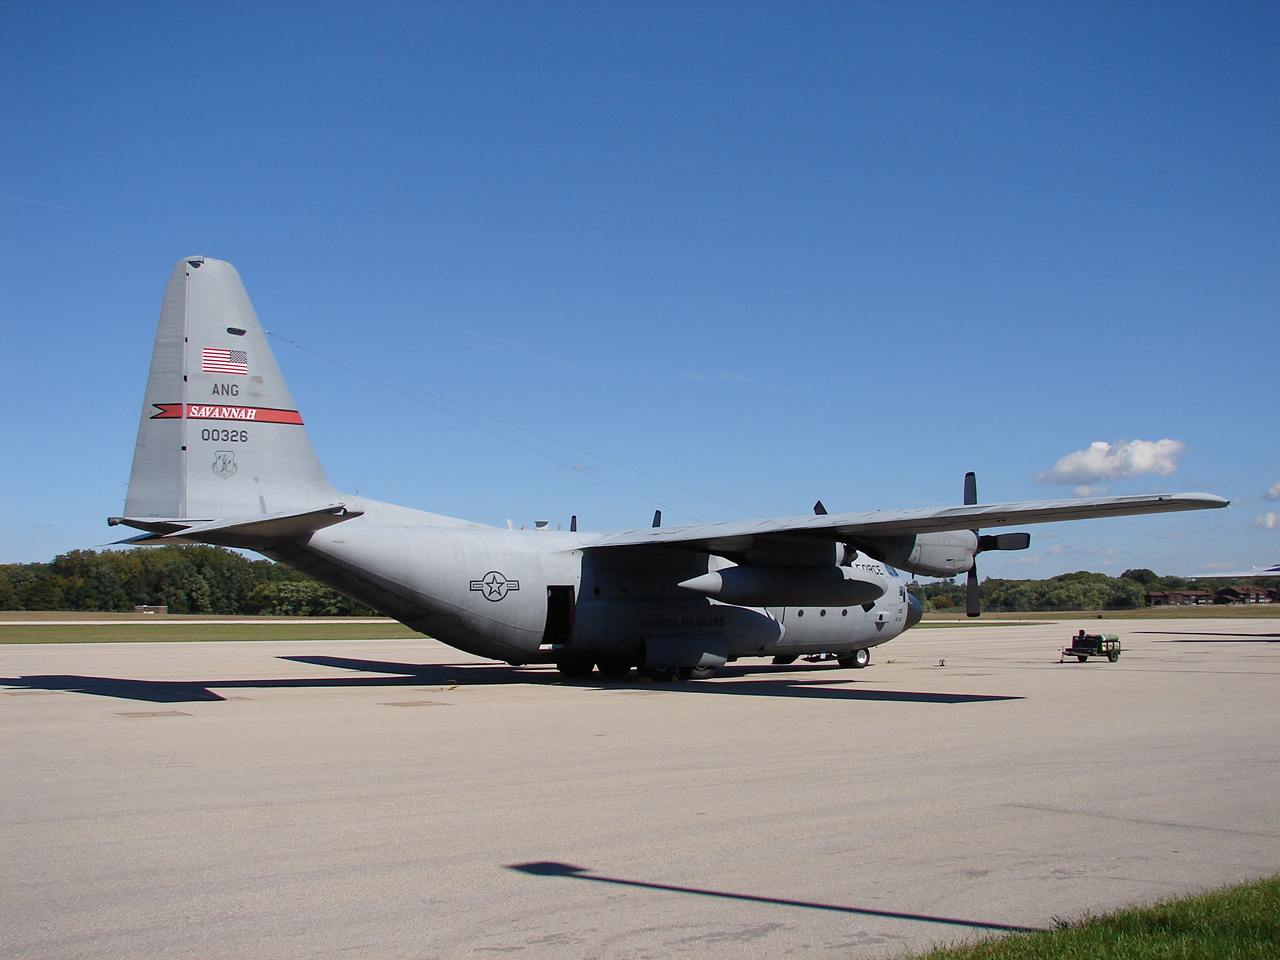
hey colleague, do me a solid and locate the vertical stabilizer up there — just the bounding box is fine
[122,257,337,521]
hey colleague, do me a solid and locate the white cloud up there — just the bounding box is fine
[1251,513,1278,530]
[1034,439,1186,486]
[1264,482,1280,501]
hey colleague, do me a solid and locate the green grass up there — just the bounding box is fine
[0,621,425,643]
[912,875,1280,960]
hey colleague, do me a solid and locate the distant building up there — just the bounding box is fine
[1145,589,1212,606]
[1212,586,1274,605]
[132,605,168,615]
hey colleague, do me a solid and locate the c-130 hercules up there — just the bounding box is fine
[110,257,1228,679]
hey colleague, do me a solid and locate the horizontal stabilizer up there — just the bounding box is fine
[109,503,362,546]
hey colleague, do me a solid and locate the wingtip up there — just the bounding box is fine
[1184,493,1230,507]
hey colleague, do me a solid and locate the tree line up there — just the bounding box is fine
[3,548,1274,616]
[0,546,372,616]
[908,568,1278,613]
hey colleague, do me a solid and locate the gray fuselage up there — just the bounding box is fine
[268,497,914,666]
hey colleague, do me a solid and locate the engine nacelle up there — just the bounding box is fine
[857,530,978,578]
[677,564,887,607]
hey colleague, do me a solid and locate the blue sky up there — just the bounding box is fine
[2,1,1276,576]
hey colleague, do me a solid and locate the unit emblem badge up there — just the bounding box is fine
[211,450,238,479]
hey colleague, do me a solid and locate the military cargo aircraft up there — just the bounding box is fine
[108,257,1229,679]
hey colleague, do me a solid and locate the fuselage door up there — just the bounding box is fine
[543,585,576,647]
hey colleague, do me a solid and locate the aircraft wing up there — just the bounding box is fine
[586,492,1228,554]
[1188,562,1280,579]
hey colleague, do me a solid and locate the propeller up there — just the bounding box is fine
[963,472,1033,617]
[964,472,981,617]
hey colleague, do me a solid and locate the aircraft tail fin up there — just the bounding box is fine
[120,257,339,525]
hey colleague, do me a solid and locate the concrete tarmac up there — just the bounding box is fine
[3,618,1277,959]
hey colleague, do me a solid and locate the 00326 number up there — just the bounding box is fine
[200,428,248,442]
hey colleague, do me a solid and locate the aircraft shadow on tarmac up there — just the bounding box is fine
[507,861,1044,934]
[0,657,1023,705]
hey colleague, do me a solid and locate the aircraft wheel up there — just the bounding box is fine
[639,665,675,681]
[838,648,871,669]
[596,658,633,679]
[677,665,717,680]
[771,655,797,665]
[557,658,594,679]
[1077,655,1088,663]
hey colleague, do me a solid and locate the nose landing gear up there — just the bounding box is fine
[837,648,871,669]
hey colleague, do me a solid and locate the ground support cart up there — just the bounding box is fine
[1060,630,1121,663]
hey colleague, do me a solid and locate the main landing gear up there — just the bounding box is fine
[557,650,872,680]
[555,660,720,681]
[778,649,873,669]
[676,665,718,680]
[555,657,595,679]
[594,657,633,679]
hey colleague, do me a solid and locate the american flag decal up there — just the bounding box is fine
[202,348,248,375]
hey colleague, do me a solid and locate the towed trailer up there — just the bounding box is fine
[1061,630,1121,663]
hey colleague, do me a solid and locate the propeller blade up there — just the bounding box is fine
[965,472,981,616]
